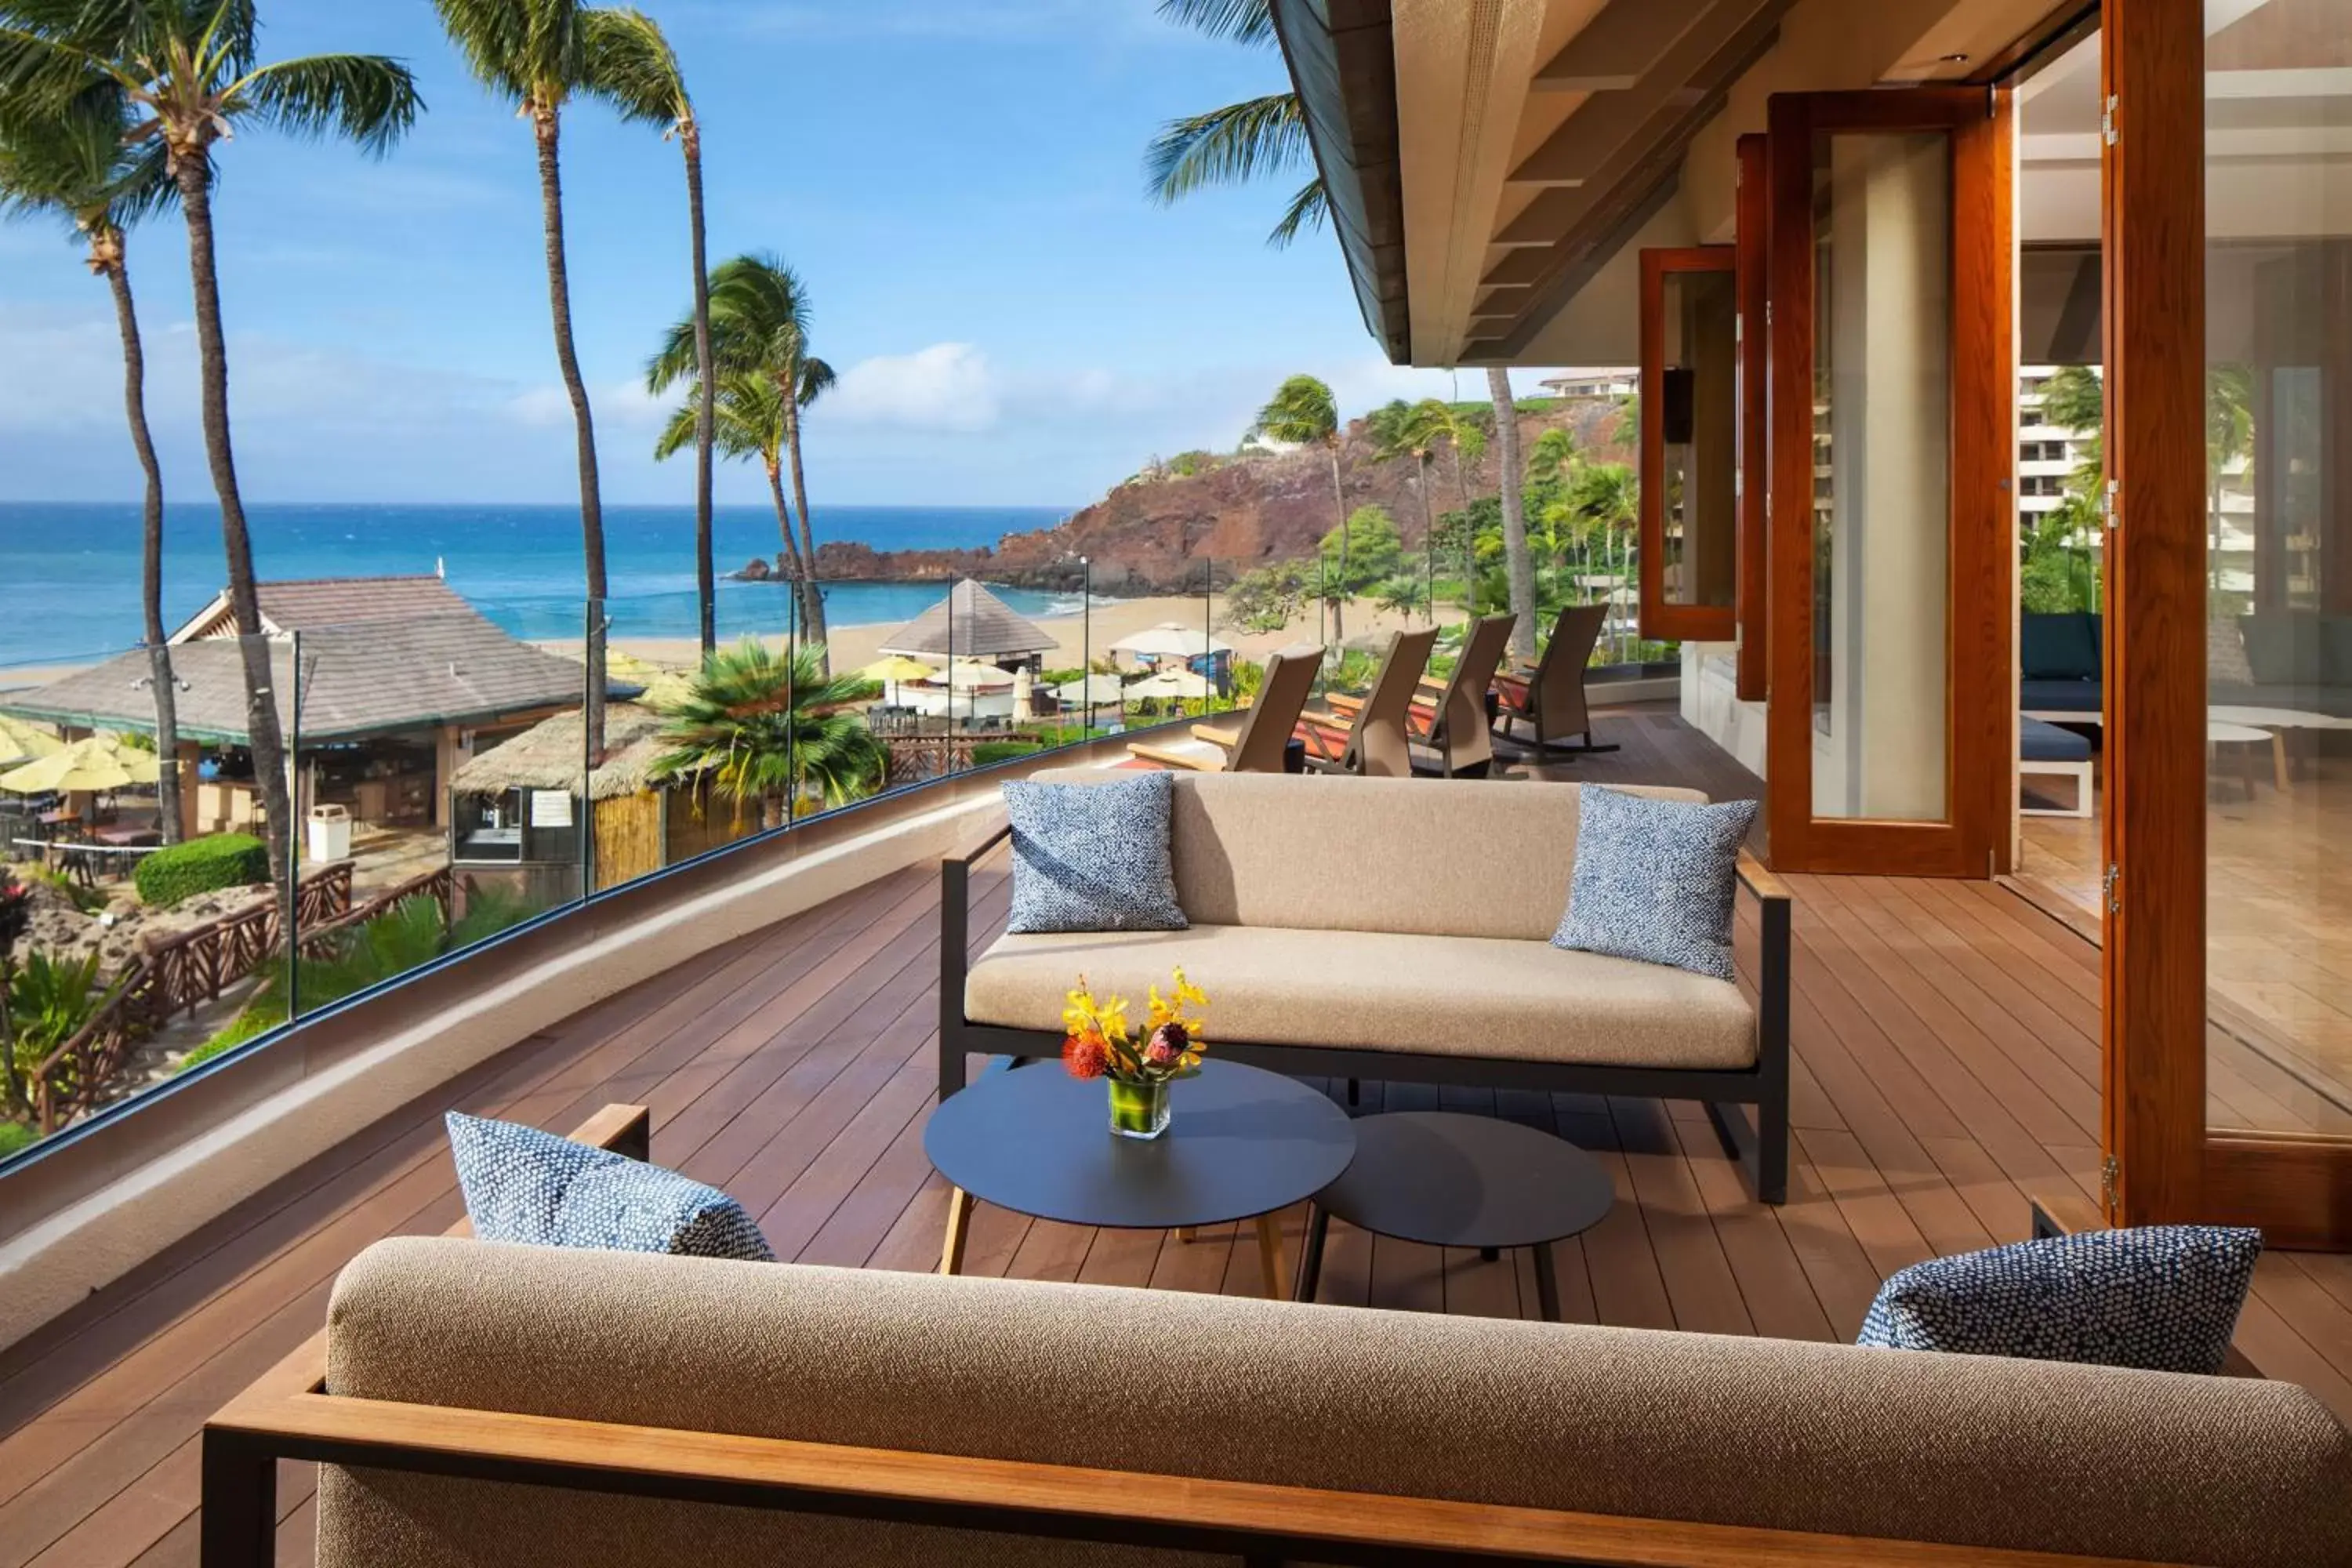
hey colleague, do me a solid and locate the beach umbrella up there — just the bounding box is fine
[0,715,62,768]
[0,737,139,794]
[1048,674,1125,706]
[930,659,1014,693]
[1109,622,1233,661]
[1011,666,1036,720]
[855,655,938,706]
[1126,669,1212,702]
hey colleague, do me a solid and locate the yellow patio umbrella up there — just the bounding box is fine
[0,714,62,768]
[855,655,938,709]
[0,736,150,795]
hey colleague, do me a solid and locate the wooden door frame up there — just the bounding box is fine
[1762,88,2015,878]
[1737,133,1771,703]
[1639,245,1741,644]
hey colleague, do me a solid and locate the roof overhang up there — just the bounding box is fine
[1282,0,2088,367]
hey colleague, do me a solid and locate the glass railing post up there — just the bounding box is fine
[285,628,301,1024]
[786,575,798,829]
[583,598,600,898]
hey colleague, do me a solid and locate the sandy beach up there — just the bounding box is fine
[608,592,1472,677]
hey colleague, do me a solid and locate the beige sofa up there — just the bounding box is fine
[942,772,1791,1200]
[212,1231,2352,1566]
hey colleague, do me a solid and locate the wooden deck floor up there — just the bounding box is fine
[5,707,2352,1567]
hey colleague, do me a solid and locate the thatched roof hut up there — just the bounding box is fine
[877,579,1055,662]
[451,703,685,803]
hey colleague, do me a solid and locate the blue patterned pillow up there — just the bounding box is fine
[1001,772,1187,935]
[1552,786,1758,980]
[1857,1226,2262,1374]
[445,1112,775,1261]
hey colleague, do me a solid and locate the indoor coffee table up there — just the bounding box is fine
[925,1058,1356,1299]
[1294,1112,1614,1319]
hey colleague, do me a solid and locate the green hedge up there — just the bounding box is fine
[971,741,1046,767]
[135,833,269,908]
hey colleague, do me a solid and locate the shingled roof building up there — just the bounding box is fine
[0,577,624,840]
[875,579,1056,669]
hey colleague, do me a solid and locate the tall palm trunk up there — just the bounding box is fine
[779,392,829,672]
[763,458,805,583]
[1324,445,1346,646]
[533,102,607,756]
[171,147,291,887]
[99,231,182,844]
[683,116,716,659]
[1488,368,1537,660]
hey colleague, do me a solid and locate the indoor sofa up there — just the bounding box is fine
[940,771,1791,1202]
[202,1106,2352,1568]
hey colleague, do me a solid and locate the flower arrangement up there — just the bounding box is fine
[1061,968,1209,1138]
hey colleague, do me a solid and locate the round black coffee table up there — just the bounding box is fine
[1294,1112,1614,1319]
[926,1058,1356,1299]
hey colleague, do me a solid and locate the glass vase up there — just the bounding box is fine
[1107,1075,1171,1140]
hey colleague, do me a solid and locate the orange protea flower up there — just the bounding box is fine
[1062,1031,1111,1080]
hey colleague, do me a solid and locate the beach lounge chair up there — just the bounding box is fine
[1125,645,1321,773]
[1492,602,1620,757]
[1326,614,1516,777]
[1295,627,1439,778]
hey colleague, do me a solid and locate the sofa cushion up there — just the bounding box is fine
[967,924,1756,1069]
[2020,612,2100,681]
[2241,612,2326,686]
[2020,717,2093,763]
[1551,786,1758,981]
[1030,770,1710,941]
[2020,677,2102,714]
[445,1112,774,1262]
[319,1237,2352,1568]
[1857,1225,2262,1376]
[1002,772,1187,935]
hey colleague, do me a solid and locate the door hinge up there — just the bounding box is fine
[2100,1155,2120,1214]
[2101,480,2121,534]
[2103,861,2122,914]
[2101,94,2120,147]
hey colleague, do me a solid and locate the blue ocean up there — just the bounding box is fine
[0,502,1078,670]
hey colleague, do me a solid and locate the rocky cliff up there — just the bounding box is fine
[762,397,1632,595]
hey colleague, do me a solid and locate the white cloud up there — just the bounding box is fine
[824,343,1000,432]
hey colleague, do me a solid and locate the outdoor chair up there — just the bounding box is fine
[1327,613,1515,778]
[1295,627,1439,778]
[1492,602,1620,757]
[1126,645,1321,773]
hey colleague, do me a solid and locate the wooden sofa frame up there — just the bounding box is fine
[204,1104,2180,1568]
[939,825,1793,1204]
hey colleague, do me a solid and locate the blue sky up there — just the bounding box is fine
[0,1,1545,510]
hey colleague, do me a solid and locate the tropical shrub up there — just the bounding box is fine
[0,1120,32,1158]
[136,833,268,908]
[184,887,543,1067]
[6,949,113,1097]
[971,741,1045,767]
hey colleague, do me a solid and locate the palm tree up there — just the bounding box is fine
[1145,0,1325,248]
[648,255,836,668]
[0,89,183,841]
[1368,398,1452,624]
[0,2,422,888]
[1250,374,1345,642]
[586,9,715,657]
[649,641,884,829]
[1487,369,1538,659]
[653,371,804,593]
[435,0,656,755]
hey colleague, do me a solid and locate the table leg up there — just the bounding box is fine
[938,1187,975,1276]
[1175,1227,1196,1243]
[2273,731,2292,793]
[1294,1206,1330,1304]
[1534,1243,1561,1323]
[1254,1212,1288,1301]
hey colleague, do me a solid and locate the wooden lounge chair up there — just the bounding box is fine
[1125,645,1321,772]
[1296,628,1439,778]
[1327,614,1516,778]
[1493,602,1620,757]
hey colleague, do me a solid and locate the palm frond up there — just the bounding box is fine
[1156,0,1274,46]
[654,372,781,464]
[1265,173,1325,249]
[797,356,834,408]
[0,77,176,233]
[430,0,582,104]
[1144,92,1306,205]
[579,5,684,129]
[232,53,421,156]
[1250,372,1337,445]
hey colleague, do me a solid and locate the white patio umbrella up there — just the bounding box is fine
[1109,622,1233,661]
[0,714,62,768]
[1048,674,1126,706]
[1011,666,1036,720]
[1125,669,1213,702]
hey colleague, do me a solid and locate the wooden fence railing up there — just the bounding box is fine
[27,862,372,1134]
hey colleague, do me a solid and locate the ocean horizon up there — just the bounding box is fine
[0,501,1085,670]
